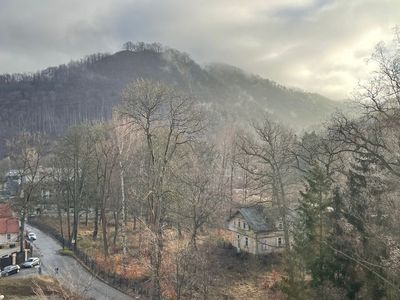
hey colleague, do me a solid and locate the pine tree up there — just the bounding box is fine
[293,164,336,296]
[341,154,393,299]
[327,188,361,299]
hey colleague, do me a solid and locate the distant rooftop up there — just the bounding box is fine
[229,206,282,232]
[0,203,13,218]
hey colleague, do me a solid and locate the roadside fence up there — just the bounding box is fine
[28,218,147,297]
[0,250,29,269]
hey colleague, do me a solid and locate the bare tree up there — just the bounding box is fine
[56,125,95,249]
[7,132,48,251]
[172,144,220,248]
[237,117,297,283]
[112,113,142,272]
[117,78,205,299]
[90,123,119,257]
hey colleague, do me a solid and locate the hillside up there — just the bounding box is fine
[0,44,339,156]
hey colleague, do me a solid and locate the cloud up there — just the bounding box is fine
[0,0,398,100]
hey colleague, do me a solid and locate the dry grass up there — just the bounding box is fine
[39,216,284,299]
[0,276,83,299]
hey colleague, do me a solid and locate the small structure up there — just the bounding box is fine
[0,203,19,247]
[227,207,285,255]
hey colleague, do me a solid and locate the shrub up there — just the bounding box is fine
[58,249,74,257]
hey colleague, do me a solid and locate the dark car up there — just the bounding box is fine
[1,265,20,276]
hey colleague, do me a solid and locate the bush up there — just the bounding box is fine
[58,249,74,257]
[216,237,232,249]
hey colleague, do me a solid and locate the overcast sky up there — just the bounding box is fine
[0,0,398,100]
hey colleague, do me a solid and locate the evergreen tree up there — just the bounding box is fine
[293,164,337,297]
[341,154,394,299]
[327,188,361,299]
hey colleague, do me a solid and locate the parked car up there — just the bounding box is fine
[1,265,20,276]
[28,232,37,241]
[22,257,40,268]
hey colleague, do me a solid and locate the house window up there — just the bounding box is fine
[7,234,11,240]
[237,235,240,247]
[245,237,249,247]
[243,222,246,229]
[263,239,268,250]
[233,220,236,226]
[277,237,282,247]
[238,220,241,228]
[278,222,283,230]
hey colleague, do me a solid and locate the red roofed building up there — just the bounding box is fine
[0,203,19,246]
[0,203,14,218]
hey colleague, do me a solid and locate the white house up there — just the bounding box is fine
[227,207,285,255]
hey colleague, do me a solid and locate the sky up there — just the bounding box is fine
[0,0,399,100]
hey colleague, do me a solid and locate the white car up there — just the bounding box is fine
[28,232,37,241]
[22,257,40,268]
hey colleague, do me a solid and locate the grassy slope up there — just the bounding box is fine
[0,276,78,299]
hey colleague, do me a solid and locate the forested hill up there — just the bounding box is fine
[0,43,338,155]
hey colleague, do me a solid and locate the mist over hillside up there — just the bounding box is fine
[0,43,339,156]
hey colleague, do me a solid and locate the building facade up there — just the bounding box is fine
[0,203,19,247]
[227,207,285,255]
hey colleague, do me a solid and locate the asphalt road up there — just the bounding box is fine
[25,224,135,300]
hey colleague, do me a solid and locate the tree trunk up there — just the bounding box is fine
[19,207,26,252]
[149,226,163,300]
[72,208,78,250]
[149,187,164,300]
[113,211,119,247]
[119,160,127,258]
[57,198,64,249]
[93,205,99,239]
[277,173,295,294]
[177,222,182,239]
[66,190,71,243]
[101,206,109,257]
[85,209,88,227]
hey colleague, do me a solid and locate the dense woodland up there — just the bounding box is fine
[0,42,338,158]
[3,36,400,299]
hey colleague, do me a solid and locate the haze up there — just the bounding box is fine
[0,0,398,100]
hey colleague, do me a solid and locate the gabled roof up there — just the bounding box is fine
[229,207,276,232]
[239,207,271,232]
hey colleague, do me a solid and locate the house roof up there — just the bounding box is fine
[229,206,277,232]
[241,208,271,232]
[0,203,13,218]
[0,218,19,234]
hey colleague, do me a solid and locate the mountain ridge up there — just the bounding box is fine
[0,44,340,156]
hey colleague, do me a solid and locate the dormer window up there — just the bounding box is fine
[238,220,241,228]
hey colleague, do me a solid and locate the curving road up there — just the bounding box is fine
[26,224,136,300]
